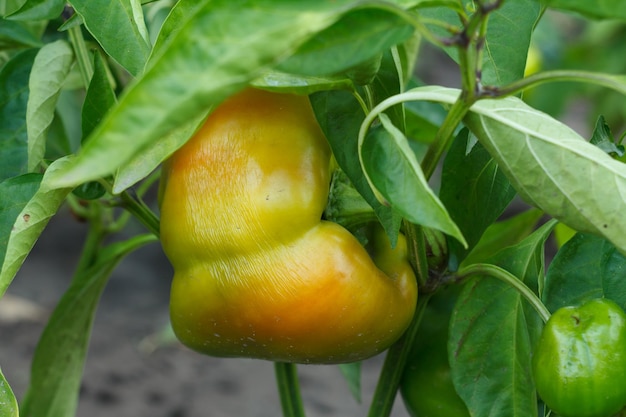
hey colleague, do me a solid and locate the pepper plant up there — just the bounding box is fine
[2,1,626,417]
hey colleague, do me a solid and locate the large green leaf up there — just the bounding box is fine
[462,91,626,256]
[543,233,626,313]
[68,0,150,76]
[0,158,72,296]
[20,233,156,417]
[544,0,626,20]
[440,128,516,269]
[0,368,18,417]
[46,1,415,191]
[449,221,553,417]
[0,48,37,181]
[26,39,74,171]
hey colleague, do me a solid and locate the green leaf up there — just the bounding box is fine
[589,115,623,157]
[338,362,361,403]
[462,90,626,256]
[277,8,413,78]
[0,158,72,296]
[27,39,74,171]
[0,368,18,417]
[81,50,116,140]
[67,0,150,76]
[440,128,516,269]
[0,173,41,293]
[544,0,626,20]
[361,113,466,245]
[21,233,157,417]
[462,208,544,267]
[311,89,401,242]
[112,109,208,193]
[6,0,65,21]
[449,221,554,417]
[543,233,626,313]
[46,1,398,190]
[0,18,42,49]
[0,48,37,180]
[421,0,541,86]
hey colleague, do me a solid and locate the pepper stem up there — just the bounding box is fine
[275,362,306,417]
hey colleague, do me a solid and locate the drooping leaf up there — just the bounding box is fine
[0,173,41,295]
[0,48,37,180]
[46,1,409,191]
[544,0,626,20]
[6,0,65,21]
[462,90,626,256]
[361,113,466,245]
[67,0,151,76]
[311,89,401,243]
[20,233,156,417]
[26,39,74,171]
[450,221,554,417]
[543,233,626,313]
[440,128,516,269]
[0,158,72,296]
[0,368,18,417]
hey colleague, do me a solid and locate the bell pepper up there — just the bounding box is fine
[532,298,626,417]
[159,88,417,364]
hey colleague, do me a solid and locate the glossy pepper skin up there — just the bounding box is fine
[532,298,626,417]
[159,88,417,364]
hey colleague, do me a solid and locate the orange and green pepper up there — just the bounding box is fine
[159,88,417,364]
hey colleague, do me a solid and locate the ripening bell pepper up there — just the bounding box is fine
[159,88,417,364]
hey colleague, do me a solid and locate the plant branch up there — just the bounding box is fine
[481,69,626,98]
[455,263,551,323]
[67,24,93,88]
[275,362,306,417]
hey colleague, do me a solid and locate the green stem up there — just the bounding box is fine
[367,293,432,417]
[482,69,626,99]
[119,190,160,237]
[275,362,306,417]
[67,24,93,88]
[403,221,429,289]
[73,203,107,275]
[420,96,474,180]
[455,263,551,323]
